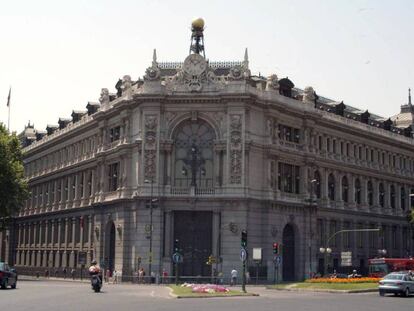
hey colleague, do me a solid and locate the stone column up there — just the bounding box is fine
[300,165,309,196]
[69,217,76,267]
[42,221,49,267]
[62,218,69,267]
[80,216,84,251]
[48,220,55,268]
[212,212,220,259]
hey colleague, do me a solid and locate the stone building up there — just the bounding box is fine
[1,20,414,281]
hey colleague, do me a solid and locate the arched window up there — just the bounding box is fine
[313,171,321,199]
[390,185,396,209]
[328,174,335,201]
[379,183,385,207]
[355,178,361,204]
[173,119,215,188]
[400,187,406,210]
[342,176,349,203]
[367,180,373,206]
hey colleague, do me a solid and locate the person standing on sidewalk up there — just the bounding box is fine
[230,268,238,286]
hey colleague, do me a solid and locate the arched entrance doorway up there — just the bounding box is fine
[105,222,116,273]
[282,224,295,281]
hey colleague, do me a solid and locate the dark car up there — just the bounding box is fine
[0,262,17,289]
[378,272,414,297]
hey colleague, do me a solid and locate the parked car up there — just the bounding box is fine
[378,272,414,297]
[0,262,17,289]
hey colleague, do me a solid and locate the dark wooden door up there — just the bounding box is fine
[282,224,295,281]
[174,211,212,277]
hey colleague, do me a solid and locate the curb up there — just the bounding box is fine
[167,287,259,299]
[266,287,378,294]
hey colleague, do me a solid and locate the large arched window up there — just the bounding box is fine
[400,187,406,211]
[355,178,361,204]
[390,185,396,209]
[379,183,385,207]
[173,119,216,188]
[328,174,335,201]
[342,176,349,203]
[367,180,373,206]
[313,171,321,199]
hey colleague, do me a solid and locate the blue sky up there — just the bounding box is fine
[1,0,413,132]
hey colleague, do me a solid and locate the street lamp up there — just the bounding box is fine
[144,178,158,281]
[319,247,332,276]
[320,228,380,277]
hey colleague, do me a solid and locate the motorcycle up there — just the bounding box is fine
[91,274,102,293]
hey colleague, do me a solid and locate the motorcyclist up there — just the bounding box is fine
[89,260,102,283]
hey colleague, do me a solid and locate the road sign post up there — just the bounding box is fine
[172,252,183,285]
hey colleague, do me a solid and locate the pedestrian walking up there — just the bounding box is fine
[71,268,76,280]
[231,268,238,286]
[138,267,145,284]
[113,270,118,284]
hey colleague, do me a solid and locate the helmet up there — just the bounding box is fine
[91,260,97,265]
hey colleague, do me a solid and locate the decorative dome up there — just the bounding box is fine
[192,18,205,30]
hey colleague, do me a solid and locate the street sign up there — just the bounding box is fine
[240,248,247,262]
[274,255,282,265]
[341,251,352,267]
[172,252,183,264]
[252,248,262,261]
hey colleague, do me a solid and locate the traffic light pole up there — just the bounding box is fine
[242,254,246,293]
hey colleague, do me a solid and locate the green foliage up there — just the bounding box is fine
[0,123,28,229]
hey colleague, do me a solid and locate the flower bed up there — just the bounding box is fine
[306,277,380,283]
[181,283,230,293]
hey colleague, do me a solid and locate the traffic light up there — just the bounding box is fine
[272,242,279,254]
[174,239,180,253]
[241,230,247,248]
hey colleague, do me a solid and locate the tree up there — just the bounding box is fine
[0,123,28,229]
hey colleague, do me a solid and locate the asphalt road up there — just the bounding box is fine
[1,280,413,311]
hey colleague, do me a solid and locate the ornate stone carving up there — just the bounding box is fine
[229,115,243,184]
[164,111,177,126]
[144,49,161,81]
[165,54,225,92]
[121,75,132,95]
[144,115,158,180]
[266,74,279,91]
[228,66,244,81]
[303,86,316,104]
[145,66,161,81]
[99,88,110,104]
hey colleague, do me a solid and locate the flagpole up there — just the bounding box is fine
[7,87,11,132]
[8,102,10,132]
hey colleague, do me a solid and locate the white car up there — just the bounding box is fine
[378,272,414,297]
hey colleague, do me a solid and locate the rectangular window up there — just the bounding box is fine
[317,219,324,245]
[357,224,363,248]
[278,124,300,143]
[392,226,397,249]
[318,136,322,150]
[333,139,336,154]
[108,162,119,192]
[80,173,84,198]
[109,126,121,143]
[330,221,337,247]
[277,162,300,194]
[343,222,350,248]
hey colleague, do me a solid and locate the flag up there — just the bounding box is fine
[6,87,11,107]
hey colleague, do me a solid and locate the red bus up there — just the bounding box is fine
[368,258,414,277]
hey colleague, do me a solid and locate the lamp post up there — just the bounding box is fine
[319,247,332,276]
[144,178,157,282]
[320,228,380,276]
